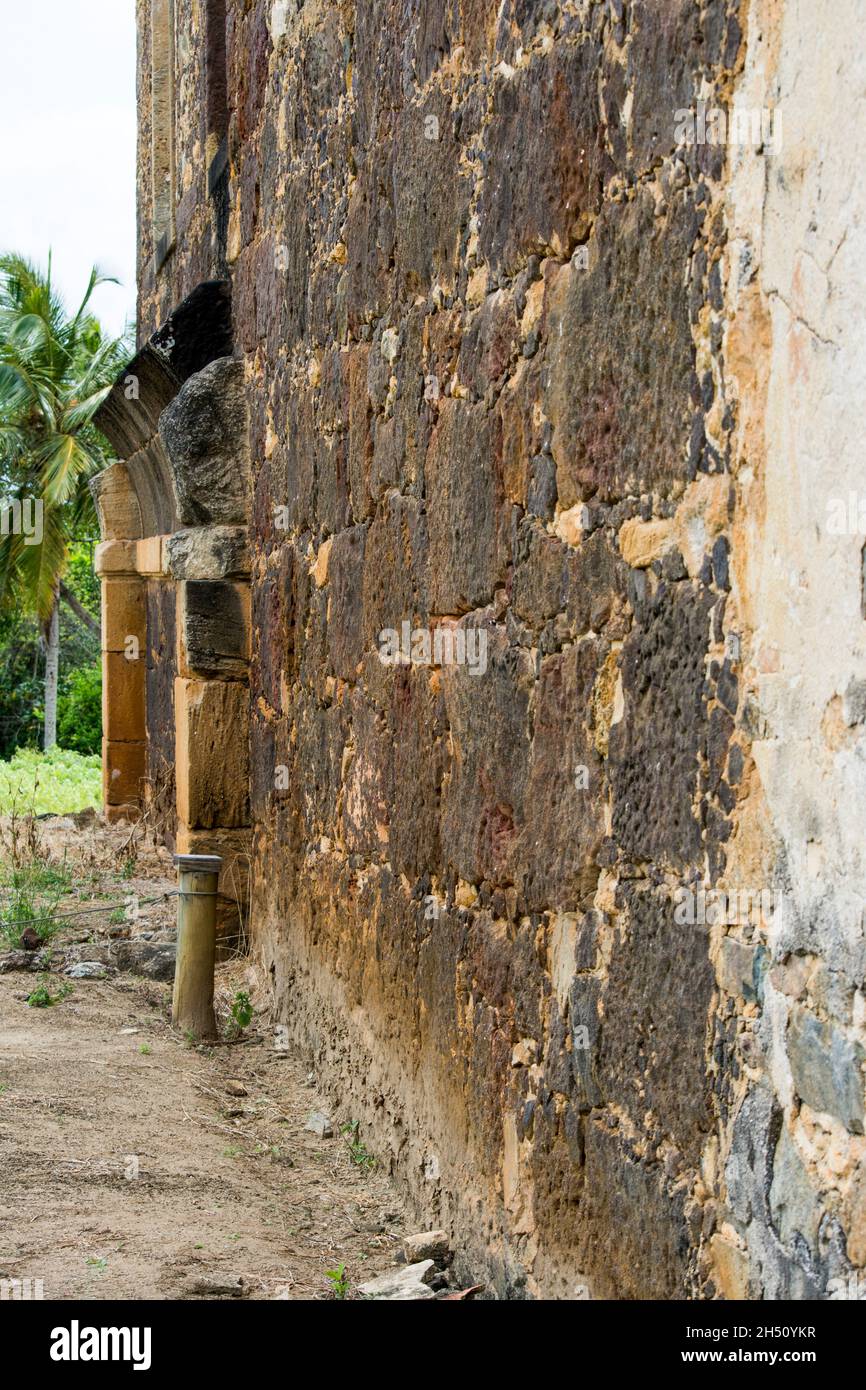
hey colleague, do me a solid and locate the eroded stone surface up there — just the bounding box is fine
[116,0,866,1302]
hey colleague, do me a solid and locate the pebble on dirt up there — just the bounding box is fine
[65,962,110,979]
[304,1110,333,1138]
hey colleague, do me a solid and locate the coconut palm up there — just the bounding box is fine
[0,254,130,748]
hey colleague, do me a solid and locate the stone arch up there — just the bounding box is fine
[92,282,250,950]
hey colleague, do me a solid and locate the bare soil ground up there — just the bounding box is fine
[0,816,408,1300]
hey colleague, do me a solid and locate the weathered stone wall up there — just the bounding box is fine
[128,0,866,1299]
[709,0,866,1298]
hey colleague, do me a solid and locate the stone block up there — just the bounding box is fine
[424,399,511,614]
[102,651,145,744]
[598,885,714,1165]
[709,1234,751,1300]
[577,1119,692,1299]
[101,579,146,655]
[175,678,250,829]
[517,640,606,912]
[478,42,605,274]
[94,540,138,577]
[179,580,251,678]
[135,534,169,577]
[90,461,143,540]
[609,582,714,869]
[167,526,251,580]
[103,739,146,810]
[787,1004,865,1134]
[717,937,760,1002]
[402,1230,450,1263]
[769,1125,821,1256]
[619,517,676,569]
[544,191,696,507]
[326,525,366,679]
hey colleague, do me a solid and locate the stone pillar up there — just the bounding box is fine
[94,539,147,822]
[160,360,253,955]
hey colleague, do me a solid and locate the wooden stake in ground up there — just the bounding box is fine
[172,854,222,1040]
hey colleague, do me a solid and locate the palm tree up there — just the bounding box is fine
[0,254,130,749]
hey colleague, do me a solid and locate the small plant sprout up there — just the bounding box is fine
[227,989,253,1038]
[340,1121,375,1172]
[325,1263,349,1299]
[26,975,72,1008]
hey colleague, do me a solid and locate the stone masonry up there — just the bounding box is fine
[92,0,866,1298]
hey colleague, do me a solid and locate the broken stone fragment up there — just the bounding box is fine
[64,962,109,980]
[357,1260,437,1300]
[511,1038,536,1067]
[184,1274,246,1297]
[402,1229,451,1263]
[159,357,251,527]
[304,1110,333,1138]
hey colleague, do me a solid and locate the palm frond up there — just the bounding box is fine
[15,503,67,622]
[0,361,34,418]
[69,265,119,333]
[0,256,123,623]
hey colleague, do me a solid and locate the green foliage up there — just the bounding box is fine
[0,607,42,756]
[0,255,127,751]
[0,254,129,622]
[0,542,101,760]
[340,1120,376,1172]
[26,974,72,1008]
[0,747,101,815]
[57,660,101,754]
[230,990,254,1032]
[325,1263,350,1299]
[0,861,66,949]
[64,541,100,616]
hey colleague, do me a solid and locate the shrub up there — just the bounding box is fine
[0,864,66,949]
[58,662,102,755]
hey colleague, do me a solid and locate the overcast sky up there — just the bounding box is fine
[0,0,137,338]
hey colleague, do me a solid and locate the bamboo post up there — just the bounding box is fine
[172,853,222,1040]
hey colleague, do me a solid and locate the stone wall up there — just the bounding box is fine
[123,0,866,1298]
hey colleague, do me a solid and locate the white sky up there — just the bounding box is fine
[0,0,137,339]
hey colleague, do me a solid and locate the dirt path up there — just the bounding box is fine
[0,820,408,1301]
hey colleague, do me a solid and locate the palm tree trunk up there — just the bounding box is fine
[43,588,60,750]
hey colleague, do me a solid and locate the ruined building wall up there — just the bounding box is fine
[124,0,866,1298]
[713,0,866,1297]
